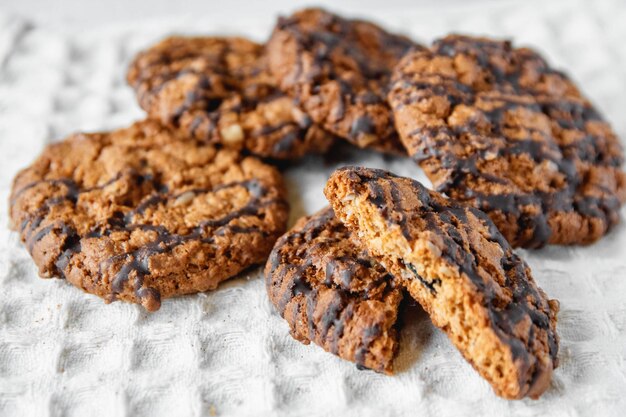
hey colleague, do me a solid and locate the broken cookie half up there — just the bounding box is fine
[325,166,559,399]
[265,207,402,374]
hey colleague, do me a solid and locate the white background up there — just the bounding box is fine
[2,0,508,30]
[1,0,626,416]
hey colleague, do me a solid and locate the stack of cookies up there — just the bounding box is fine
[9,8,626,400]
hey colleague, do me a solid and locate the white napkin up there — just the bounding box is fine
[1,0,625,415]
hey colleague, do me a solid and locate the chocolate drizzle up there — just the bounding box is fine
[354,324,382,369]
[389,35,625,248]
[269,8,416,149]
[330,167,560,396]
[12,155,286,311]
[128,36,331,160]
[265,207,401,373]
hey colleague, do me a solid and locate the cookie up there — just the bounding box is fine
[265,207,402,374]
[388,35,626,248]
[127,36,334,160]
[267,8,416,153]
[9,120,289,311]
[325,167,559,399]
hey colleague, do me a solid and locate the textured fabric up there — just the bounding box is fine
[1,0,626,415]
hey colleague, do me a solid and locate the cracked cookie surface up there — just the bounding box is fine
[325,166,559,399]
[388,35,626,248]
[265,207,402,374]
[127,36,334,160]
[9,120,289,311]
[267,8,417,154]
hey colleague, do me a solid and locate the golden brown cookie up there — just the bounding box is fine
[265,207,402,374]
[267,8,417,154]
[127,36,334,160]
[9,120,289,311]
[325,166,559,399]
[388,35,626,248]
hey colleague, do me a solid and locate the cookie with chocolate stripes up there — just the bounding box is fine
[265,207,402,374]
[325,167,559,399]
[388,35,626,248]
[267,8,417,154]
[9,120,288,311]
[127,36,334,160]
